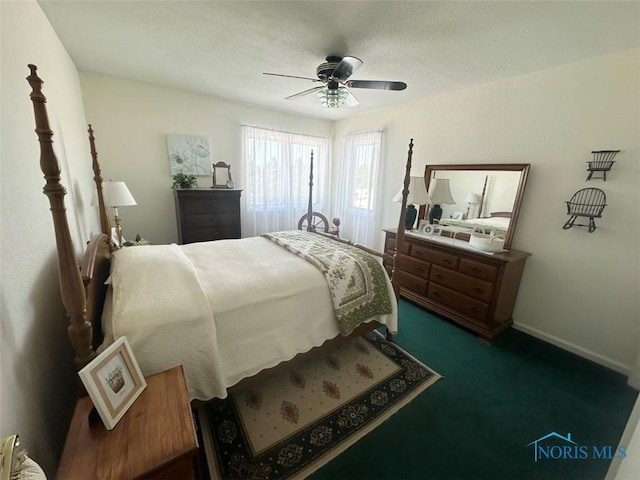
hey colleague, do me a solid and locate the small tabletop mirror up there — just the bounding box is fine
[212,162,234,188]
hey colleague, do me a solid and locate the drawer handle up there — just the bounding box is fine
[432,291,442,298]
[413,283,422,289]
[472,287,485,294]
[416,266,425,272]
[469,307,481,313]
[434,273,445,280]
[443,259,453,265]
[414,251,423,257]
[471,267,481,273]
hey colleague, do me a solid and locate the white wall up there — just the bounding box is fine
[332,48,640,374]
[79,73,332,245]
[608,393,640,479]
[0,1,101,475]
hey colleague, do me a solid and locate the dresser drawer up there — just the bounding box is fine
[411,245,458,269]
[386,237,411,255]
[183,226,240,243]
[427,283,489,323]
[459,258,498,282]
[398,272,428,296]
[400,255,430,279]
[180,196,239,214]
[430,265,494,302]
[183,212,239,229]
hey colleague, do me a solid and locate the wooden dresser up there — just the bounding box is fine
[174,188,242,244]
[383,228,530,341]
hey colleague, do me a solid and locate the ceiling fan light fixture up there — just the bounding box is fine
[317,86,348,108]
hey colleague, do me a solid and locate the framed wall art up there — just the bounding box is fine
[166,134,212,176]
[78,337,147,430]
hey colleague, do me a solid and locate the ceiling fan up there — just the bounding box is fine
[263,55,407,108]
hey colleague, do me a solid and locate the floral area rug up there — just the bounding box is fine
[198,331,440,479]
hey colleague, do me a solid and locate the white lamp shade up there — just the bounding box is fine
[393,176,430,205]
[464,192,481,204]
[427,178,455,205]
[93,181,137,208]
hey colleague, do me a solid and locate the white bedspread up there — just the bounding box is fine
[101,236,397,400]
[106,244,227,399]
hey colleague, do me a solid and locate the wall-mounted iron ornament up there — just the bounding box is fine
[586,150,619,181]
[562,188,606,233]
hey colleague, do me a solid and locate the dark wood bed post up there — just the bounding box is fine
[27,65,97,372]
[478,174,488,218]
[391,139,414,301]
[87,124,111,236]
[306,150,314,232]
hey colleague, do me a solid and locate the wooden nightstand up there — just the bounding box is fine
[57,366,198,479]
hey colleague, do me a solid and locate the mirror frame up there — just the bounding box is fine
[211,161,233,189]
[418,163,530,250]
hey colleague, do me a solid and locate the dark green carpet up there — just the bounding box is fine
[310,299,638,480]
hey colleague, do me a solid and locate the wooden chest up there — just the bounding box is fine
[174,188,242,243]
[383,228,530,341]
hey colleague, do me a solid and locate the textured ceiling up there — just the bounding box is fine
[38,0,640,120]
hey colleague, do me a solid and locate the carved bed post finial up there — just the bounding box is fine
[27,65,97,376]
[391,139,414,302]
[307,150,314,232]
[88,124,111,236]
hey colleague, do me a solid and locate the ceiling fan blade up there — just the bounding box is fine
[347,80,407,91]
[263,72,321,82]
[331,56,363,80]
[285,85,324,100]
[344,88,360,107]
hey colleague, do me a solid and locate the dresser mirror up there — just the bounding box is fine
[418,163,530,250]
[212,161,233,188]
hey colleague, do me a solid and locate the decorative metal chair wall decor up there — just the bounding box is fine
[586,150,619,181]
[562,188,606,233]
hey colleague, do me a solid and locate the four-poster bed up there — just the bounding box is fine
[27,64,413,401]
[297,150,340,236]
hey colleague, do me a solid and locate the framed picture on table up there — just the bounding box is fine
[78,337,147,430]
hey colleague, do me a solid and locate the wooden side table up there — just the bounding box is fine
[57,366,198,479]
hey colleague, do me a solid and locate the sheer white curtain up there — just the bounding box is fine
[334,130,383,246]
[242,125,330,236]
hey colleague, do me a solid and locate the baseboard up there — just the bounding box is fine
[512,322,632,376]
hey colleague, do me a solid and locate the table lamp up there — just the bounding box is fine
[94,181,137,247]
[464,192,481,219]
[393,176,430,230]
[427,178,455,224]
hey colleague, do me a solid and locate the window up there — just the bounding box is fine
[242,125,330,236]
[334,131,383,246]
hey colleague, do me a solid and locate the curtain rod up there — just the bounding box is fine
[341,129,384,137]
[242,123,331,140]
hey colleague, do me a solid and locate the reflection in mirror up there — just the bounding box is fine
[419,164,530,250]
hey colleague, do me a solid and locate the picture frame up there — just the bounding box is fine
[417,219,429,231]
[421,219,442,236]
[78,337,147,430]
[166,134,212,176]
[452,211,464,220]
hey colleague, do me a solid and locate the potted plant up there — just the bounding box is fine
[172,172,198,189]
